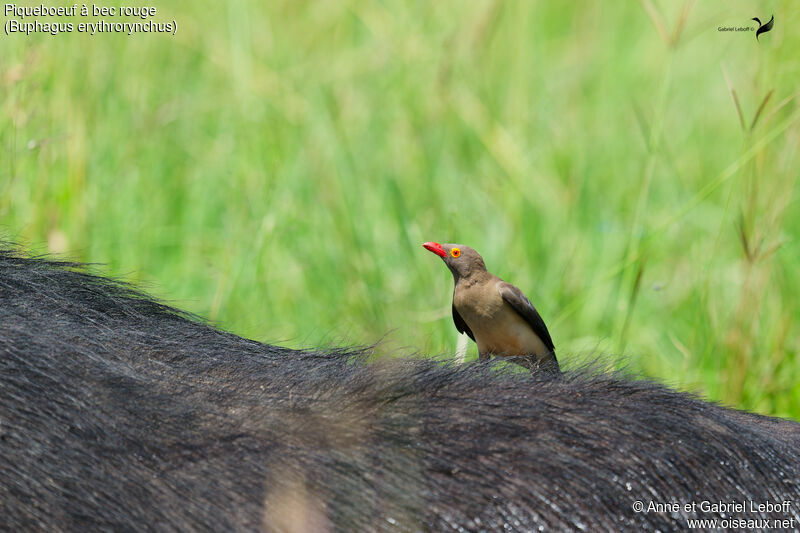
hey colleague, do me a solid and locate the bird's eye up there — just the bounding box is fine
[450,248,461,258]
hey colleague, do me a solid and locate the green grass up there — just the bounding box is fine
[2,1,799,418]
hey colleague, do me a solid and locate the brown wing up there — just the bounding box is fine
[452,302,475,342]
[498,282,555,353]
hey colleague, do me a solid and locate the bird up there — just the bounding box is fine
[423,242,559,373]
[752,15,774,41]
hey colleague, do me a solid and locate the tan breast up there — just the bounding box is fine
[454,279,549,358]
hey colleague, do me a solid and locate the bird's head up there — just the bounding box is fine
[423,242,487,281]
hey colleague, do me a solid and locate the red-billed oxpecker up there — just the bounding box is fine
[423,242,559,373]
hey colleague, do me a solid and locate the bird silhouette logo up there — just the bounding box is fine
[752,15,774,41]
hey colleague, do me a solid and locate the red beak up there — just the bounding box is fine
[423,241,447,258]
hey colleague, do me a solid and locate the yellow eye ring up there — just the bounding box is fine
[450,248,461,258]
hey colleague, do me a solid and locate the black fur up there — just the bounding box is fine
[1,248,798,531]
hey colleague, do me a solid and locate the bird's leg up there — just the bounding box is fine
[514,355,537,372]
[516,354,561,376]
[478,351,491,363]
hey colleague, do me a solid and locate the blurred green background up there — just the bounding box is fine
[2,1,798,418]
